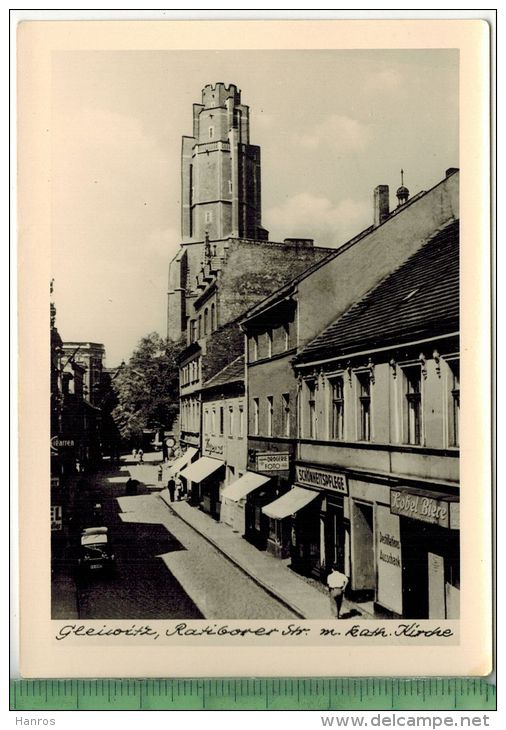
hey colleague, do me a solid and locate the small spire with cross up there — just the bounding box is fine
[396,168,409,207]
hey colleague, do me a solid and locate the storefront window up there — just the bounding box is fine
[448,359,460,447]
[330,376,344,440]
[357,372,371,441]
[269,518,282,544]
[403,365,422,445]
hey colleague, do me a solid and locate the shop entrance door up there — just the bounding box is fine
[400,518,429,618]
[351,501,374,592]
[325,501,345,574]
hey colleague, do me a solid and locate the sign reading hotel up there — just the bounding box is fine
[390,488,454,529]
[295,465,348,494]
[256,452,290,472]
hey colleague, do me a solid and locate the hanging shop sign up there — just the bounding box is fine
[390,488,458,529]
[51,505,63,531]
[295,465,348,495]
[256,452,290,472]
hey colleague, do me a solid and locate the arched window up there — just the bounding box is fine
[198,315,202,338]
[204,308,209,335]
[211,302,216,332]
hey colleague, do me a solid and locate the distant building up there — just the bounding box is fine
[181,356,246,522]
[60,342,105,406]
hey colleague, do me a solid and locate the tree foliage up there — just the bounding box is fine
[111,332,184,441]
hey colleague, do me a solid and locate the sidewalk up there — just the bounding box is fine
[159,489,375,621]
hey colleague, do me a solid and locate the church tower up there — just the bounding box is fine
[181,83,268,243]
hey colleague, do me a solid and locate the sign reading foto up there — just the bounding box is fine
[295,465,348,494]
[256,452,290,472]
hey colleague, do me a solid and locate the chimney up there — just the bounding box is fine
[374,185,390,226]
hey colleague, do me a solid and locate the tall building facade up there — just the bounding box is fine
[168,83,331,507]
[181,82,267,244]
[167,83,329,343]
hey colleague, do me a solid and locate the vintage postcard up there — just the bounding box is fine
[17,18,491,677]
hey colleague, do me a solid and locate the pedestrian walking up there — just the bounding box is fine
[138,448,144,463]
[132,448,137,462]
[158,465,163,482]
[326,564,348,619]
[167,477,176,502]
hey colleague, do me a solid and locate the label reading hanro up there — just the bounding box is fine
[295,465,348,494]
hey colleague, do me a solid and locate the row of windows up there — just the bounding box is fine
[181,358,201,387]
[203,402,245,438]
[189,303,217,342]
[301,359,459,448]
[251,393,291,438]
[249,324,291,362]
[181,398,200,433]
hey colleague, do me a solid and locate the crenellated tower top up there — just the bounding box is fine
[201,82,241,108]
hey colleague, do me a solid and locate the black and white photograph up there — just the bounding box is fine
[17,18,491,678]
[49,46,461,623]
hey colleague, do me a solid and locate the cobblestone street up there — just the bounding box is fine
[52,456,297,620]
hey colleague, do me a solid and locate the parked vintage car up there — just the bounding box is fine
[77,527,116,575]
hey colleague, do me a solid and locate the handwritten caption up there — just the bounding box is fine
[55,622,455,642]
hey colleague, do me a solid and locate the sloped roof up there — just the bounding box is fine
[240,171,459,325]
[202,355,244,390]
[296,220,459,364]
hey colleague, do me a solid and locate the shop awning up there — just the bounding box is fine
[262,486,319,520]
[180,456,224,483]
[168,447,198,476]
[221,472,271,502]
